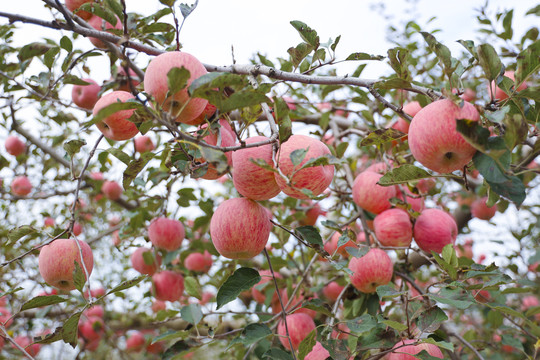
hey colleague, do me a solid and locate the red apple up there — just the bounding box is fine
[84,305,104,318]
[11,176,32,196]
[413,208,457,253]
[13,336,41,357]
[116,67,140,92]
[144,51,208,124]
[152,271,184,302]
[396,187,425,213]
[101,180,123,200]
[274,134,334,199]
[251,270,282,304]
[324,231,357,258]
[491,71,528,100]
[299,201,326,226]
[231,136,281,200]
[283,96,297,110]
[72,79,100,110]
[349,248,393,293]
[277,313,316,351]
[184,250,212,273]
[387,339,443,359]
[197,119,236,180]
[90,172,104,180]
[148,217,185,251]
[416,178,436,194]
[131,247,162,275]
[92,91,138,141]
[391,101,422,139]
[65,0,94,20]
[5,135,26,156]
[187,102,217,126]
[87,15,123,48]
[151,300,166,313]
[323,281,345,302]
[210,198,272,259]
[271,289,316,318]
[134,135,155,153]
[44,217,55,227]
[352,171,397,214]
[305,341,330,360]
[125,331,146,353]
[38,238,94,291]
[373,209,413,247]
[73,222,83,236]
[470,197,497,220]
[78,316,105,341]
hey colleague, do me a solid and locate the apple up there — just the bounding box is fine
[111,230,121,246]
[210,198,272,259]
[0,336,3,351]
[274,134,334,199]
[78,316,105,341]
[373,208,413,247]
[125,331,146,352]
[231,136,281,200]
[13,336,41,357]
[453,88,476,102]
[413,208,457,253]
[387,339,443,359]
[84,305,104,318]
[152,271,185,302]
[44,217,55,227]
[349,248,393,293]
[92,91,138,141]
[184,250,213,273]
[38,238,94,291]
[151,300,166,313]
[199,291,214,306]
[72,79,101,110]
[187,102,217,126]
[65,0,94,20]
[456,239,474,259]
[148,217,185,251]
[317,102,331,112]
[0,307,13,327]
[90,172,104,180]
[305,341,330,360]
[282,96,297,110]
[470,197,497,220]
[277,313,316,351]
[73,222,83,236]
[11,176,32,196]
[324,231,357,258]
[298,201,326,226]
[5,135,26,156]
[416,178,436,194]
[491,71,528,100]
[271,289,317,318]
[352,171,397,214]
[87,15,123,48]
[144,51,208,124]
[396,187,425,212]
[101,180,123,200]
[408,99,479,173]
[116,67,140,92]
[131,247,162,275]
[322,281,345,302]
[197,119,236,180]
[252,269,282,304]
[134,135,155,153]
[391,101,422,139]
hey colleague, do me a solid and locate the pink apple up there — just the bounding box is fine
[196,119,235,180]
[210,198,272,259]
[13,336,41,357]
[317,102,332,112]
[491,71,528,100]
[151,300,166,313]
[277,313,316,351]
[92,91,138,141]
[416,178,436,194]
[305,341,330,360]
[116,67,140,92]
[144,52,208,124]
[271,289,317,318]
[373,209,413,247]
[72,79,100,110]
[387,339,443,359]
[65,0,94,20]
[274,134,334,199]
[252,270,282,304]
[78,316,105,341]
[90,172,104,180]
[73,222,83,236]
[187,102,217,126]
[125,331,146,352]
[299,201,326,226]
[283,96,297,111]
[38,238,94,291]
[134,135,155,153]
[456,239,474,259]
[323,281,345,302]
[352,171,397,214]
[44,217,55,227]
[199,291,214,306]
[131,247,162,275]
[470,197,497,220]
[84,305,104,318]
[152,271,184,302]
[349,248,393,293]
[413,208,457,253]
[5,135,26,156]
[231,136,281,200]
[0,307,13,327]
[324,231,357,258]
[87,15,123,48]
[408,99,479,173]
[148,217,185,251]
[11,176,32,196]
[184,250,212,273]
[459,88,476,102]
[101,180,123,200]
[391,101,422,138]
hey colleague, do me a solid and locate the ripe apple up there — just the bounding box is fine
[271,289,317,318]
[491,71,528,100]
[0,307,13,327]
[456,239,474,259]
[413,208,457,253]
[101,180,123,200]
[5,135,26,156]
[44,217,55,227]
[13,336,41,357]
[144,51,208,124]
[252,269,282,304]
[78,316,105,341]
[87,15,123,48]
[298,201,326,226]
[125,331,146,353]
[83,305,104,318]
[408,99,479,173]
[349,248,393,293]
[373,208,413,247]
[116,67,140,92]
[92,91,138,141]
[187,102,217,126]
[151,300,166,313]
[231,136,281,200]
[416,178,436,194]
[210,198,272,259]
[11,176,32,196]
[72,79,101,110]
[277,313,316,351]
[352,171,397,214]
[199,291,214,306]
[324,231,357,258]
[184,250,213,273]
[148,217,185,251]
[305,341,330,360]
[73,222,83,236]
[282,96,297,110]
[391,101,422,140]
[131,247,162,275]
[322,281,345,302]
[470,197,497,220]
[396,187,425,213]
[65,0,94,20]
[152,271,185,302]
[38,238,94,291]
[134,135,155,153]
[387,339,443,359]
[274,134,334,199]
[197,119,236,180]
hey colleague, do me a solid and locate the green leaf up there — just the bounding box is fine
[62,311,82,347]
[43,47,60,69]
[290,148,308,166]
[106,275,147,295]
[429,288,473,310]
[516,40,540,86]
[378,164,432,186]
[18,42,54,62]
[123,152,155,188]
[8,226,37,242]
[477,43,503,81]
[432,252,457,280]
[346,245,369,258]
[151,330,189,344]
[167,67,191,95]
[442,244,458,267]
[35,327,64,345]
[220,90,269,113]
[387,47,411,80]
[360,128,407,147]
[184,276,202,300]
[0,154,9,171]
[72,261,86,293]
[87,101,141,128]
[376,285,406,300]
[104,0,123,19]
[488,176,526,207]
[297,330,317,360]
[526,4,540,16]
[301,298,333,317]
[347,314,378,334]
[420,32,454,77]
[105,148,130,165]
[79,3,118,26]
[179,0,198,18]
[216,267,261,310]
[63,74,94,85]
[288,42,314,68]
[198,146,228,175]
[416,306,447,333]
[295,226,323,247]
[262,348,293,360]
[20,295,68,311]
[380,319,408,331]
[345,52,385,61]
[60,36,73,52]
[502,334,524,352]
[373,78,412,90]
[159,0,175,6]
[63,139,86,158]
[274,97,292,143]
[180,303,202,325]
[457,40,478,59]
[500,10,513,40]
[228,323,272,349]
[290,20,320,48]
[162,340,191,360]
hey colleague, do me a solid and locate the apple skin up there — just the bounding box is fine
[251,269,282,304]
[134,135,155,153]
[13,336,41,357]
[148,217,185,251]
[72,79,101,110]
[116,67,140,92]
[144,52,208,124]
[44,217,55,227]
[39,239,94,291]
[11,176,32,196]
[387,339,443,359]
[352,171,397,214]
[72,222,83,236]
[277,313,316,351]
[231,136,281,200]
[397,188,425,213]
[152,270,185,302]
[210,198,272,259]
[271,289,317,318]
[187,102,217,126]
[274,134,334,199]
[131,247,162,275]
[413,208,458,253]
[299,201,326,226]
[93,91,138,141]
[305,341,330,360]
[78,316,105,341]
[408,99,479,173]
[324,231,357,258]
[65,0,93,20]
[83,305,104,318]
[87,15,123,48]
[101,180,123,200]
[391,101,422,139]
[184,250,213,273]
[5,135,26,156]
[151,300,166,313]
[491,71,528,100]
[470,197,497,220]
[198,119,236,180]
[0,307,13,327]
[373,209,413,247]
[323,281,345,302]
[125,331,146,353]
[349,248,393,293]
